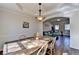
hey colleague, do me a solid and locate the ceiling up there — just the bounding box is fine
[0,3,79,17]
[43,17,70,24]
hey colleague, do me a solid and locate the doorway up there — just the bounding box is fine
[43,17,70,54]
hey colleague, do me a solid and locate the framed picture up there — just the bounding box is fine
[23,22,29,28]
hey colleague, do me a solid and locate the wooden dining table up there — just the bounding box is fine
[3,36,55,55]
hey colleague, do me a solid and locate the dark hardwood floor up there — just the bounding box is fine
[55,36,70,55]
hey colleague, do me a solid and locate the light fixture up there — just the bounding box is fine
[57,19,61,21]
[35,3,45,21]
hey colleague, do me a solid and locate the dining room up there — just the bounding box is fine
[0,3,79,55]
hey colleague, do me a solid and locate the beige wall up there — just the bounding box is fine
[0,8,39,51]
[70,10,79,49]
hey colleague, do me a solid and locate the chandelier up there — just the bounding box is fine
[35,3,45,21]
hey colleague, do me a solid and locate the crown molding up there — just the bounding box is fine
[0,7,34,18]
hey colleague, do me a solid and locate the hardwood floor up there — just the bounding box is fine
[55,36,70,55]
[54,36,79,55]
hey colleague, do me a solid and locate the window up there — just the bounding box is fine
[65,24,70,30]
[55,25,59,30]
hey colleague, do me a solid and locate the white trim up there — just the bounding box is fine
[0,7,34,18]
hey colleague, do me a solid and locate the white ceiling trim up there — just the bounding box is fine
[0,7,34,19]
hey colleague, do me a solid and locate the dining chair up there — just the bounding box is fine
[36,42,48,55]
[47,39,56,55]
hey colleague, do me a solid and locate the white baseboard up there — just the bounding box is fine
[70,47,79,50]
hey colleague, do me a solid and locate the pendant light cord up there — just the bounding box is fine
[39,3,42,16]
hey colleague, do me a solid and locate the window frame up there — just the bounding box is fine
[65,24,70,30]
[55,25,59,30]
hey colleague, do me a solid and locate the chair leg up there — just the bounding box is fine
[51,49,52,55]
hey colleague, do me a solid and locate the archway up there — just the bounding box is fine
[43,17,70,54]
[43,17,70,37]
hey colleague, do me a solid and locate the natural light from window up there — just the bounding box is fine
[65,24,70,30]
[55,25,59,30]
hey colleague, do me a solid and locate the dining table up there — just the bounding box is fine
[3,36,56,55]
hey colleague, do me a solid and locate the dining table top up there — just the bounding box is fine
[3,36,56,55]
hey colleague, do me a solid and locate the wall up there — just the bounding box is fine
[70,10,79,49]
[0,8,39,51]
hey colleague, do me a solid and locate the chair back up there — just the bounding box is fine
[37,42,48,55]
[47,38,56,55]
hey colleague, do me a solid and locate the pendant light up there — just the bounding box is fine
[35,3,45,21]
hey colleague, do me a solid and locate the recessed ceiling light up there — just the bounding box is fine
[57,19,61,21]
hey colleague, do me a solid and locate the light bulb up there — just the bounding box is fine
[36,16,45,21]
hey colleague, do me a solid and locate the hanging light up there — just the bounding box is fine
[35,3,45,21]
